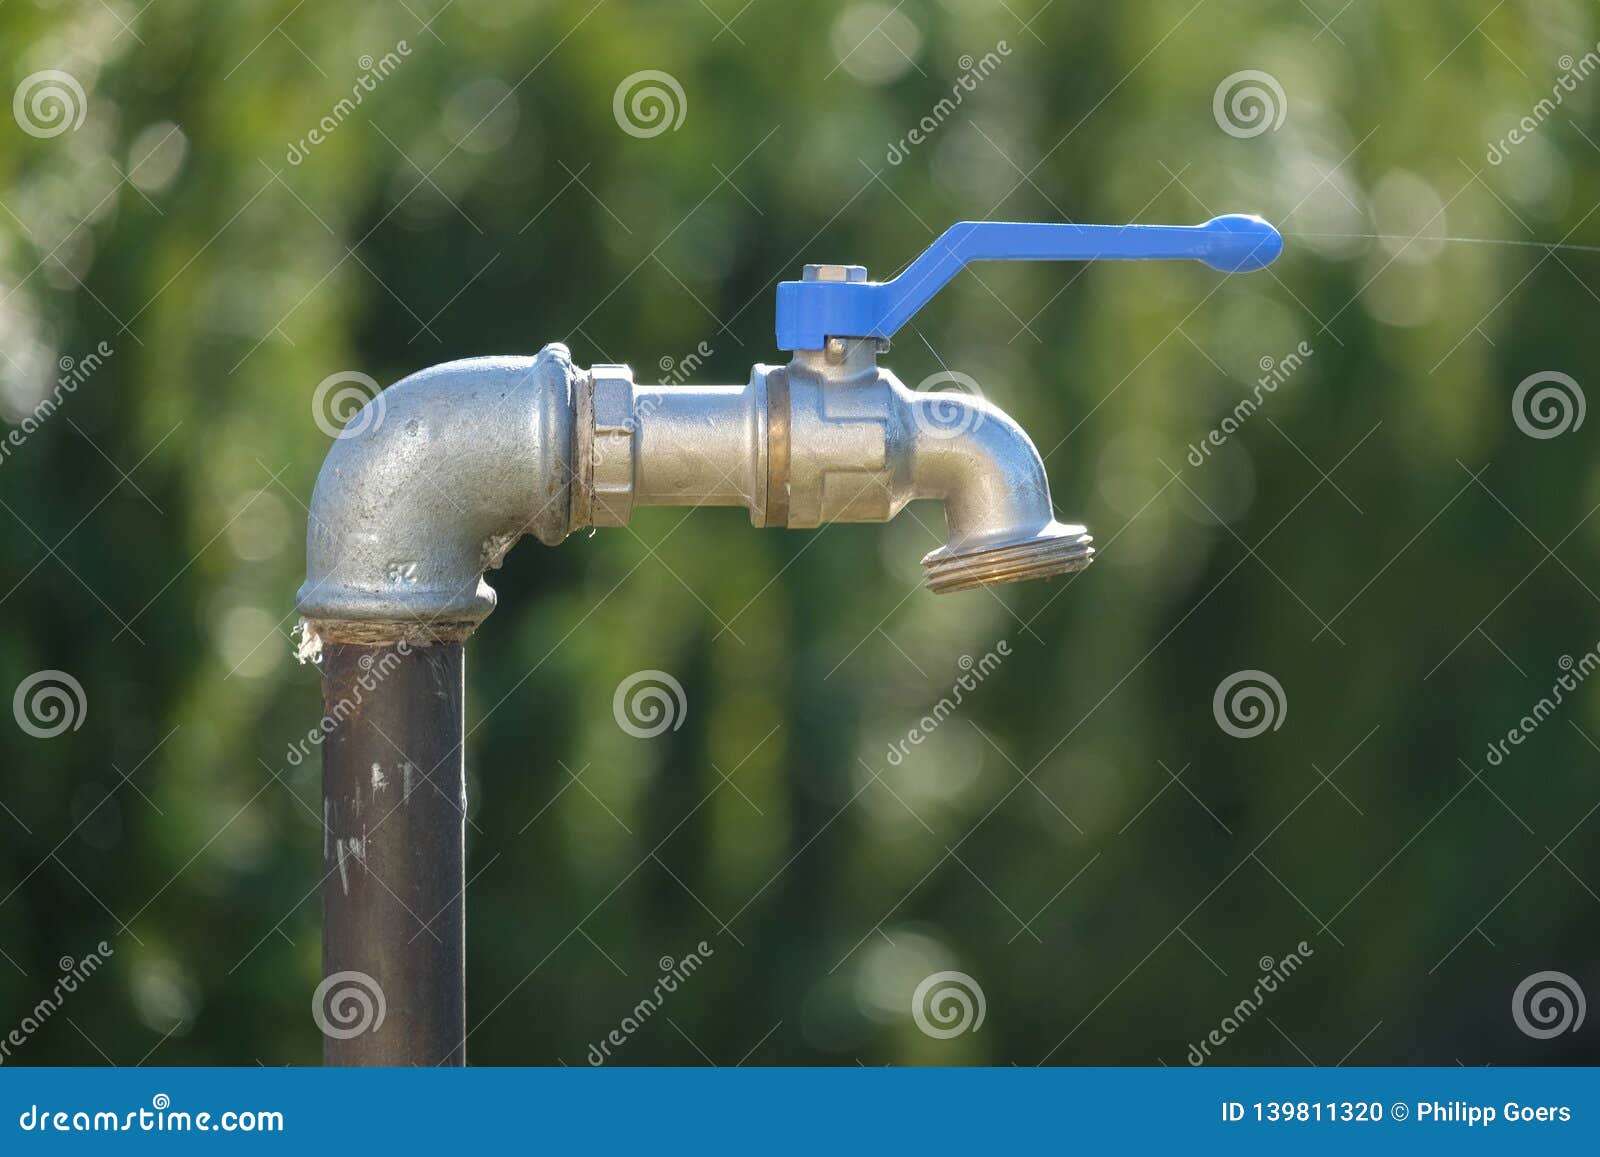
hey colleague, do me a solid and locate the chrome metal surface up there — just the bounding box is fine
[631,372,766,515]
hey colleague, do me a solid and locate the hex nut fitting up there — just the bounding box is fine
[586,365,637,528]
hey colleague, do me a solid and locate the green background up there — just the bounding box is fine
[1,0,1597,1065]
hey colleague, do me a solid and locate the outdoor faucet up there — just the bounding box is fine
[298,214,1283,643]
[294,214,1283,1064]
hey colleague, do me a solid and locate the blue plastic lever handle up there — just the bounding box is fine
[774,214,1283,350]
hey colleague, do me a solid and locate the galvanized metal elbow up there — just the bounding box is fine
[296,345,578,647]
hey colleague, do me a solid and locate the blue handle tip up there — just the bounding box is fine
[1198,214,1283,273]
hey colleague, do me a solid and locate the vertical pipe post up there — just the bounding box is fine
[320,640,466,1066]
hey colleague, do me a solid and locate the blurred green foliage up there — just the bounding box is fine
[1,0,1598,1066]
